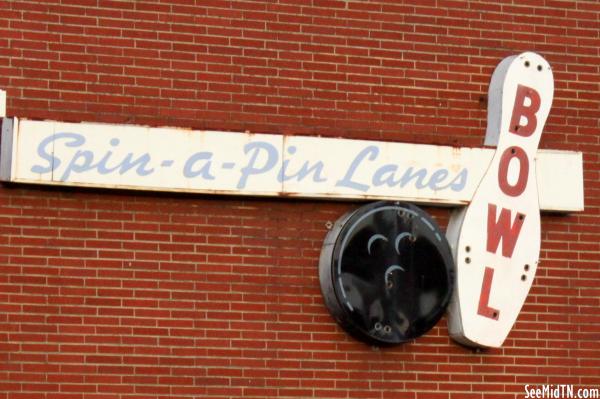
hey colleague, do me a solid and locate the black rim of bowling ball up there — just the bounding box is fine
[326,201,454,346]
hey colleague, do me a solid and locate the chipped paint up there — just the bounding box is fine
[0,117,584,211]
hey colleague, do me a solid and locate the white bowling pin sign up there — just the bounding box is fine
[447,52,554,348]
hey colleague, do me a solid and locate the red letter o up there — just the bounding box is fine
[498,146,529,197]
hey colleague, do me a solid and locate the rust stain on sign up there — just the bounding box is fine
[0,117,584,212]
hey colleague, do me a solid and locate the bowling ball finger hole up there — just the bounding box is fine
[524,60,530,67]
[537,65,543,71]
[524,264,530,271]
[521,274,527,281]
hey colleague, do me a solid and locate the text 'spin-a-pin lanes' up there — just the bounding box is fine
[447,52,554,348]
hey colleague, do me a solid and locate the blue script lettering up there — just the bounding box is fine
[183,152,215,180]
[373,165,442,190]
[237,141,279,189]
[372,165,467,192]
[372,164,400,187]
[336,145,468,193]
[113,153,154,176]
[278,146,327,183]
[399,167,429,189]
[95,138,127,174]
[31,132,82,174]
[427,169,449,190]
[31,133,155,181]
[336,146,379,192]
[439,168,468,191]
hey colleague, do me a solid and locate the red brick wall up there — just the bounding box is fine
[1,1,599,398]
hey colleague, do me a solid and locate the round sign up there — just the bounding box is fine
[319,201,454,345]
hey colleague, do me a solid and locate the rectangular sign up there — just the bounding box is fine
[0,118,584,212]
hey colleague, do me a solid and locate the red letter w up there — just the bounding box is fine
[487,203,525,258]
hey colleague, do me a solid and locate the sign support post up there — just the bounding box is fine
[0,90,5,118]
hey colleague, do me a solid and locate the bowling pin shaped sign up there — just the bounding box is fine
[447,52,553,348]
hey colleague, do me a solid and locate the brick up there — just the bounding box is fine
[1,1,599,398]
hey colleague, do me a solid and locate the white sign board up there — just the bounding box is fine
[0,117,583,212]
[447,52,555,348]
